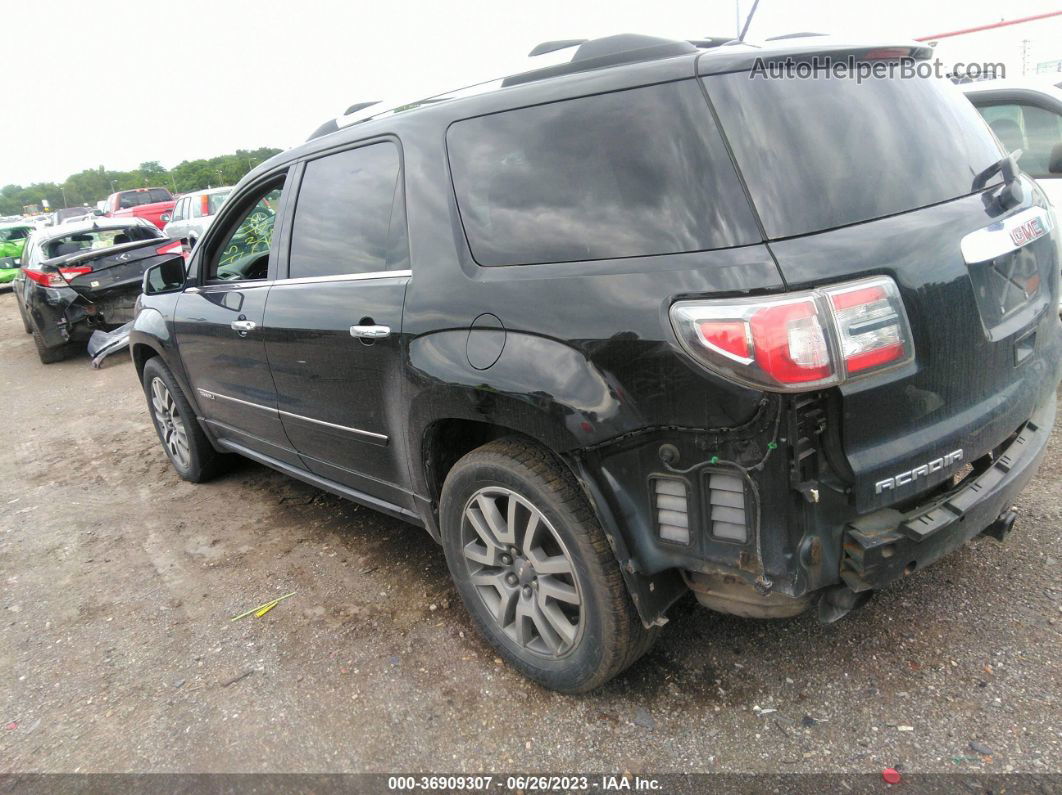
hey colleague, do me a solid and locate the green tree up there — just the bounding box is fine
[0,147,282,215]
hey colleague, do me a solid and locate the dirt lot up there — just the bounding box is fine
[1,286,1060,775]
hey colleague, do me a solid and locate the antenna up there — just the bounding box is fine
[739,0,761,41]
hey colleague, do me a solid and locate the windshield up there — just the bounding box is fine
[43,226,160,259]
[704,72,1005,239]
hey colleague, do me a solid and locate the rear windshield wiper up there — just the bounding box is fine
[973,149,1023,213]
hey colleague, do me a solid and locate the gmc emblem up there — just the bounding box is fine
[1009,217,1047,248]
[875,449,964,494]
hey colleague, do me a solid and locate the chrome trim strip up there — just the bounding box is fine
[198,280,274,291]
[960,206,1053,264]
[277,408,388,442]
[197,388,277,414]
[197,388,387,442]
[273,269,411,287]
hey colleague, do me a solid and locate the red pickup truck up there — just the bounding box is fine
[104,188,176,230]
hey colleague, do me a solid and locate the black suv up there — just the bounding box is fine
[130,35,1061,692]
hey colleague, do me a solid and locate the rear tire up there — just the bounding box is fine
[16,296,32,334]
[440,437,657,693]
[142,357,224,482]
[31,327,79,364]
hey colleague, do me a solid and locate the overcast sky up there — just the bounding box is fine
[3,0,1060,187]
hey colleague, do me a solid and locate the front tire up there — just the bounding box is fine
[440,438,656,693]
[142,357,223,482]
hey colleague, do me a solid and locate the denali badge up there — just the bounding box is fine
[875,449,963,494]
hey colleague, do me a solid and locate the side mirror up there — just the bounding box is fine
[0,256,16,269]
[142,255,187,295]
[1049,142,1062,175]
[160,213,171,223]
[92,208,104,216]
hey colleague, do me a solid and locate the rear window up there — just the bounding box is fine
[43,226,159,258]
[117,188,172,209]
[208,190,231,215]
[447,80,760,266]
[704,73,1005,239]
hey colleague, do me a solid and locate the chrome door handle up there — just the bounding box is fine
[349,324,391,339]
[230,319,257,332]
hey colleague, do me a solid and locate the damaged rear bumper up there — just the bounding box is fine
[840,393,1056,592]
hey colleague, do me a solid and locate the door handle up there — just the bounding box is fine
[349,324,391,339]
[231,319,257,333]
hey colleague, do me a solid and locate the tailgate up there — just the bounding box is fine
[62,241,181,295]
[769,190,1061,511]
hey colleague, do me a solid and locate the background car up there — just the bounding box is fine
[162,186,232,247]
[965,78,1062,313]
[13,218,183,363]
[964,78,1062,208]
[0,222,32,261]
[103,187,176,230]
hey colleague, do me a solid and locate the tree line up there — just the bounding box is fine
[0,147,282,216]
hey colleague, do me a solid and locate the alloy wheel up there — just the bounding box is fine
[460,487,583,657]
[150,377,191,470]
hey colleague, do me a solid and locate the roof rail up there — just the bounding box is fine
[528,39,588,57]
[344,101,380,116]
[764,32,828,41]
[503,34,700,88]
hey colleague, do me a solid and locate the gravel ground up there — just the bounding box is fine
[0,287,1060,775]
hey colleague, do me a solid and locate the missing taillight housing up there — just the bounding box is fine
[670,276,913,392]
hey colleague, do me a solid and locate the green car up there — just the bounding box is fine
[0,223,31,284]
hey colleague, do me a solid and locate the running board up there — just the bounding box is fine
[216,438,424,528]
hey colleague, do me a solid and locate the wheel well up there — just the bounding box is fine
[131,343,158,381]
[422,419,537,507]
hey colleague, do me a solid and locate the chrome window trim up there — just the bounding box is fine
[196,280,275,291]
[275,269,411,287]
[197,388,388,442]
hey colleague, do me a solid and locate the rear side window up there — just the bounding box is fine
[288,142,407,279]
[447,80,760,266]
[705,73,1005,238]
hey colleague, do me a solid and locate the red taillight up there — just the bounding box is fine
[156,240,184,257]
[24,267,91,287]
[828,283,906,375]
[670,276,913,392]
[749,299,832,383]
[696,320,751,362]
[201,195,211,216]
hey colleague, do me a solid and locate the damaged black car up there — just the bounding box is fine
[131,35,1061,693]
[13,218,184,363]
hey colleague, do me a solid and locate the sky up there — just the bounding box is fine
[3,0,1061,187]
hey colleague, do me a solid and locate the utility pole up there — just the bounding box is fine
[60,186,68,209]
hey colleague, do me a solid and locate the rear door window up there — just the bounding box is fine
[446,80,760,266]
[704,73,1005,239]
[287,141,407,279]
